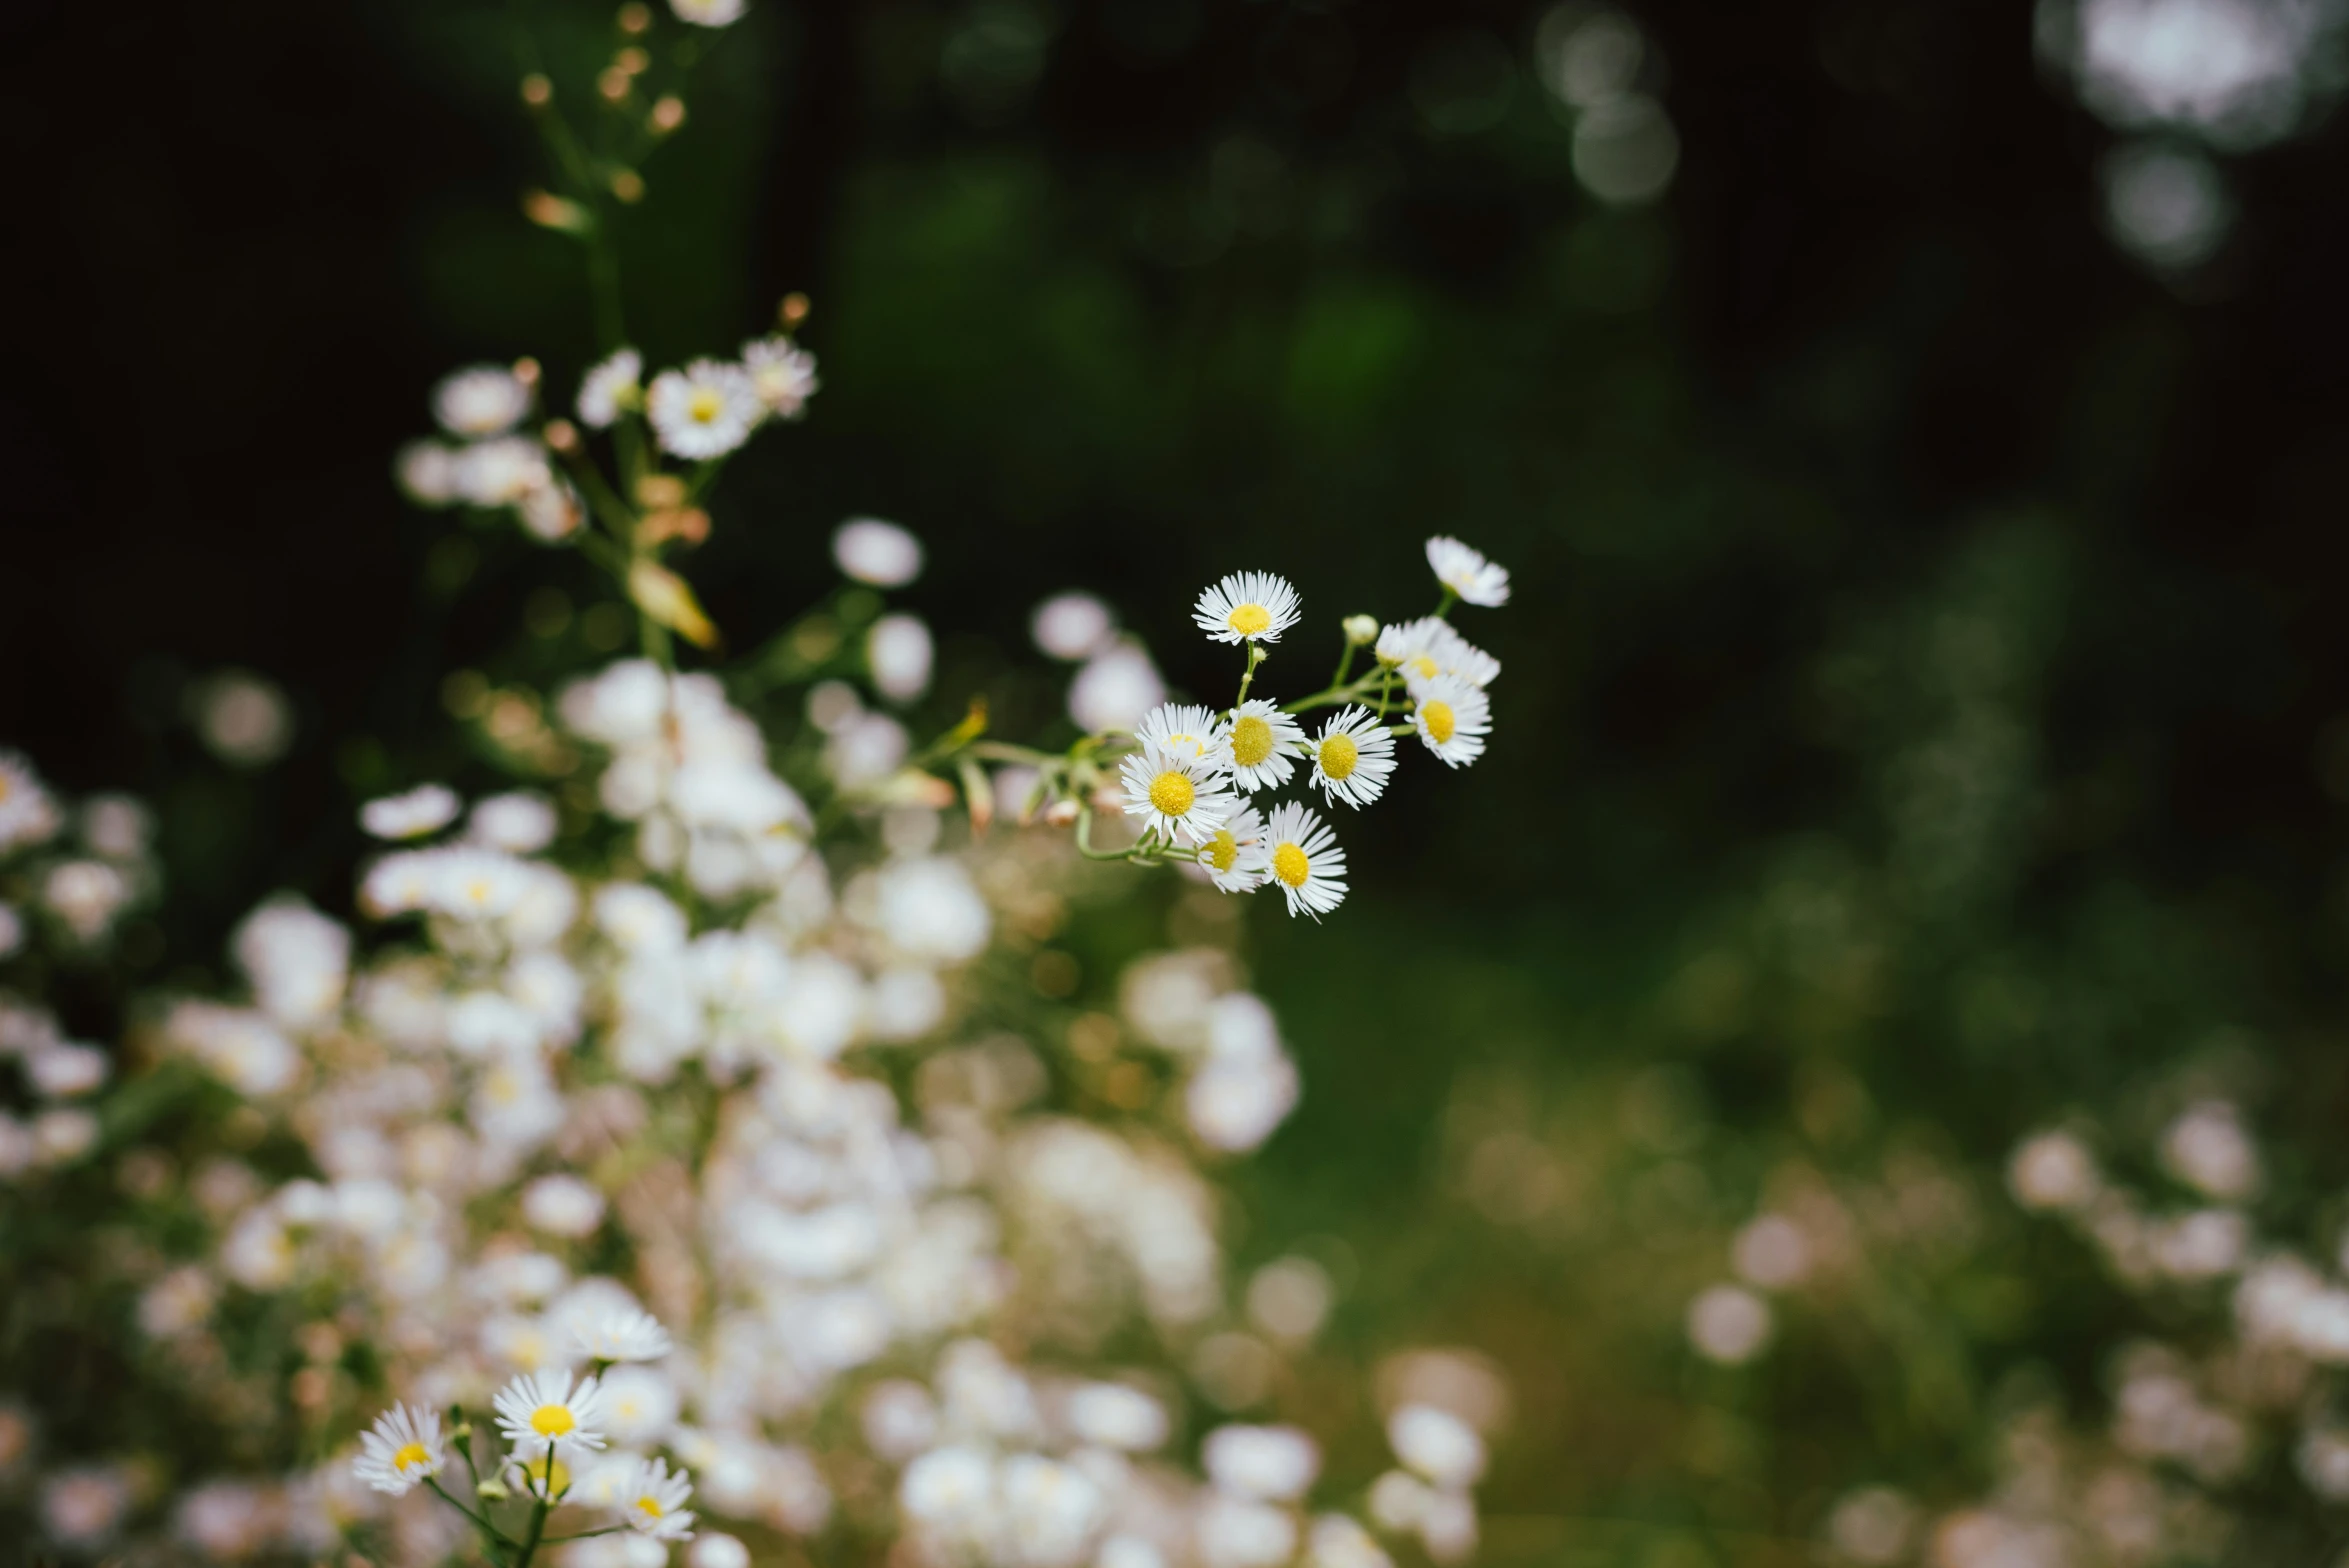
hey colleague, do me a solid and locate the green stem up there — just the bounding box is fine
[542,1527,629,1544]
[426,1477,515,1555]
[513,1495,550,1568]
[1074,809,1140,862]
[1234,641,1268,708]
[1279,674,1379,715]
[1329,636,1357,690]
[1434,587,1457,620]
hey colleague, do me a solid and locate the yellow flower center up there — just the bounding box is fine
[1272,843,1310,888]
[394,1442,432,1473]
[1206,830,1239,873]
[1422,701,1456,744]
[1409,654,1440,681]
[464,878,495,905]
[1148,770,1196,817]
[637,1495,666,1518]
[1318,733,1358,780]
[0,776,11,800]
[688,387,724,424]
[1226,603,1273,636]
[1229,714,1274,767]
[530,1404,576,1438]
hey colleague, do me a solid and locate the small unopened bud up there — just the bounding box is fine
[1044,799,1080,828]
[1343,614,1380,645]
[779,292,811,330]
[616,45,649,74]
[635,474,686,509]
[599,65,632,102]
[523,190,592,233]
[617,1,652,33]
[610,169,646,203]
[543,418,581,454]
[511,357,541,390]
[650,95,686,133]
[475,1479,511,1502]
[520,73,553,107]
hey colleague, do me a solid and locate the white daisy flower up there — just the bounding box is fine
[1223,700,1304,793]
[493,1368,608,1460]
[574,1306,673,1364]
[433,365,532,438]
[1198,805,1270,894]
[1118,744,1239,847]
[1411,675,1490,768]
[646,360,762,459]
[1136,703,1230,771]
[360,784,461,842]
[671,0,746,25]
[1376,617,1500,694]
[1193,571,1302,644]
[352,1402,445,1496]
[0,752,63,853]
[1262,802,1346,920]
[1306,707,1396,810]
[1425,536,1510,607]
[577,348,643,429]
[613,1454,697,1541]
[741,336,820,418]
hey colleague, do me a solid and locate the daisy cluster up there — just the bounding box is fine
[1090,539,1506,920]
[0,608,1501,1563]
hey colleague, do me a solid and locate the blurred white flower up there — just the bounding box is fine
[648,360,761,458]
[1424,536,1510,607]
[361,783,461,841]
[1032,591,1115,660]
[433,364,532,437]
[1070,642,1165,733]
[523,1173,608,1238]
[833,517,925,587]
[868,612,935,702]
[743,335,819,417]
[578,347,643,429]
[1687,1284,1772,1364]
[1202,1424,1319,1501]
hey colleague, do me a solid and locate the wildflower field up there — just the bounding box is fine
[8,2,2349,1566]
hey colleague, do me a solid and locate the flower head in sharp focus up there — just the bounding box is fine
[1119,743,1239,847]
[1377,617,1500,696]
[1199,804,1270,894]
[1263,801,1347,919]
[1411,674,1490,769]
[493,1369,608,1460]
[741,336,819,419]
[352,1403,445,1496]
[1424,536,1510,607]
[575,1307,673,1364]
[577,348,643,429]
[1193,571,1301,645]
[1222,700,1304,793]
[1306,707,1396,809]
[1136,703,1230,771]
[646,360,762,459]
[433,365,532,438]
[614,1455,697,1541]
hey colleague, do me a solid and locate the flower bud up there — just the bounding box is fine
[1343,614,1380,646]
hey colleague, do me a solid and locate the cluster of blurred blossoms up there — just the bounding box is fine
[0,599,1505,1562]
[1659,1086,2349,1568]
